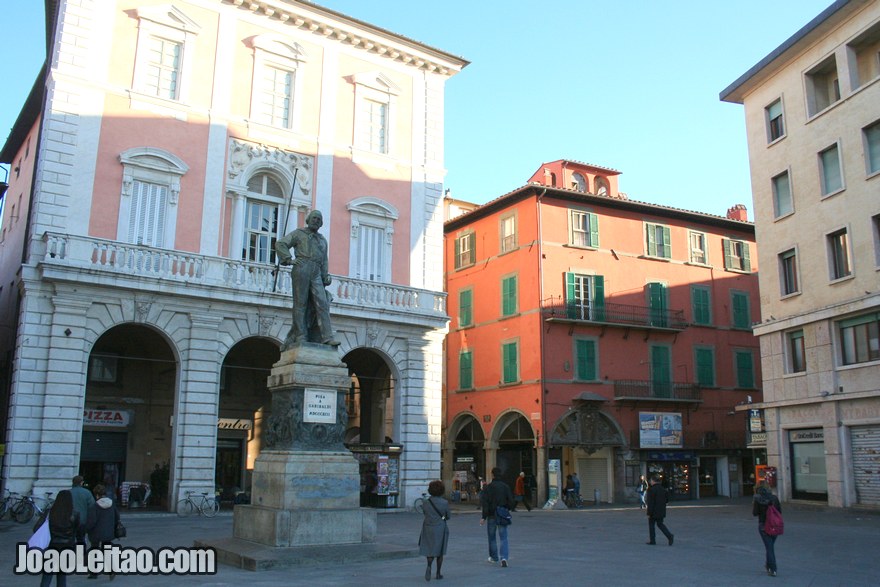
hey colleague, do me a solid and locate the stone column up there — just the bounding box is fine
[234,343,376,547]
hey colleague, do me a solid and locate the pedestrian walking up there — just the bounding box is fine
[637,475,648,509]
[85,484,121,580]
[480,467,514,568]
[645,475,674,546]
[38,489,80,587]
[70,475,95,547]
[752,482,782,577]
[418,480,450,582]
[513,472,532,512]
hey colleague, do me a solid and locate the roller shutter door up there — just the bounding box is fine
[851,425,880,506]
[81,431,127,462]
[578,458,609,503]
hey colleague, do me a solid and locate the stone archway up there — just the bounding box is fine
[216,337,279,505]
[550,405,625,451]
[491,412,535,490]
[83,324,176,504]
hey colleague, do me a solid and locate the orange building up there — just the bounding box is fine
[443,160,763,505]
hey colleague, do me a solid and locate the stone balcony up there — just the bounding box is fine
[39,232,448,328]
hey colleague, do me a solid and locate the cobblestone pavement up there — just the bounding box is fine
[2,498,878,586]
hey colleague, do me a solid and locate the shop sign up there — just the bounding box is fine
[749,409,763,432]
[639,412,682,448]
[455,456,474,463]
[218,418,252,430]
[303,388,336,424]
[748,431,767,446]
[83,409,130,427]
[646,450,695,462]
[789,429,824,442]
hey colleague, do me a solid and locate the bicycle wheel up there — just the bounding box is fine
[14,501,35,524]
[413,497,425,512]
[201,498,220,517]
[176,499,195,517]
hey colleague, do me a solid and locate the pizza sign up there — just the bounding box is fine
[83,409,130,427]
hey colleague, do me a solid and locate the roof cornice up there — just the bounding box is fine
[444,185,754,235]
[223,0,469,75]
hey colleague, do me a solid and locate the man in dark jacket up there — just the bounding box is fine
[70,475,95,546]
[645,475,674,546]
[480,467,515,567]
[85,484,120,579]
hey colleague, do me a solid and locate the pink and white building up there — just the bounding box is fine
[0,0,466,508]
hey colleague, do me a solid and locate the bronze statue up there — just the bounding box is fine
[275,210,340,348]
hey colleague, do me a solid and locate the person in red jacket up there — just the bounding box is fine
[513,472,532,512]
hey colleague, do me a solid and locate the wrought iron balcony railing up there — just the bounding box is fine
[613,380,702,402]
[542,298,688,331]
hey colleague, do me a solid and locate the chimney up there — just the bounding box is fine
[726,204,748,222]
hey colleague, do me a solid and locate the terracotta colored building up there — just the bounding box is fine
[443,160,763,504]
[0,0,465,509]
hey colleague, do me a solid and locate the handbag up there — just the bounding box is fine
[115,518,127,539]
[495,505,512,526]
[28,518,51,550]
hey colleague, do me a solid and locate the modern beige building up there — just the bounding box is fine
[721,0,880,508]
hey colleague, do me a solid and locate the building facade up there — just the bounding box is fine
[721,0,880,508]
[443,160,763,505]
[0,0,466,509]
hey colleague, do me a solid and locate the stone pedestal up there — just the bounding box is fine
[232,343,377,548]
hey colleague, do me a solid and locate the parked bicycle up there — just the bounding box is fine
[563,491,584,509]
[10,491,54,524]
[412,492,429,512]
[0,489,21,520]
[176,491,219,517]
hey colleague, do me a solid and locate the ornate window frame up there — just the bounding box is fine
[248,35,307,133]
[132,5,200,104]
[117,147,189,248]
[347,197,397,282]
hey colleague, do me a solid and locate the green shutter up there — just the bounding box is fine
[651,346,672,398]
[742,243,751,272]
[691,286,710,325]
[695,348,714,386]
[502,276,517,316]
[503,342,518,384]
[661,225,671,258]
[459,350,473,389]
[576,339,596,381]
[646,224,657,256]
[648,282,667,327]
[565,272,577,319]
[723,239,733,270]
[732,292,750,329]
[459,289,472,327]
[454,236,461,270]
[588,213,599,248]
[736,351,754,388]
[592,275,605,321]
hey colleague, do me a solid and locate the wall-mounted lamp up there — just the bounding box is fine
[0,165,9,199]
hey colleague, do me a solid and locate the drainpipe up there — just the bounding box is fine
[536,188,547,504]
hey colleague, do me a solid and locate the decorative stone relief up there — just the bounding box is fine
[227,138,313,197]
[264,389,348,451]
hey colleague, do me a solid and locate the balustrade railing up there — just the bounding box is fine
[42,233,446,317]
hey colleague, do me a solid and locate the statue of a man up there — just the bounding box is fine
[275,210,340,347]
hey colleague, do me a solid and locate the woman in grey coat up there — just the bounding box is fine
[419,480,450,581]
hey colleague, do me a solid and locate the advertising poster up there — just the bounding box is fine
[376,455,390,495]
[639,412,682,448]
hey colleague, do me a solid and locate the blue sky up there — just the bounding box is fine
[1,1,834,218]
